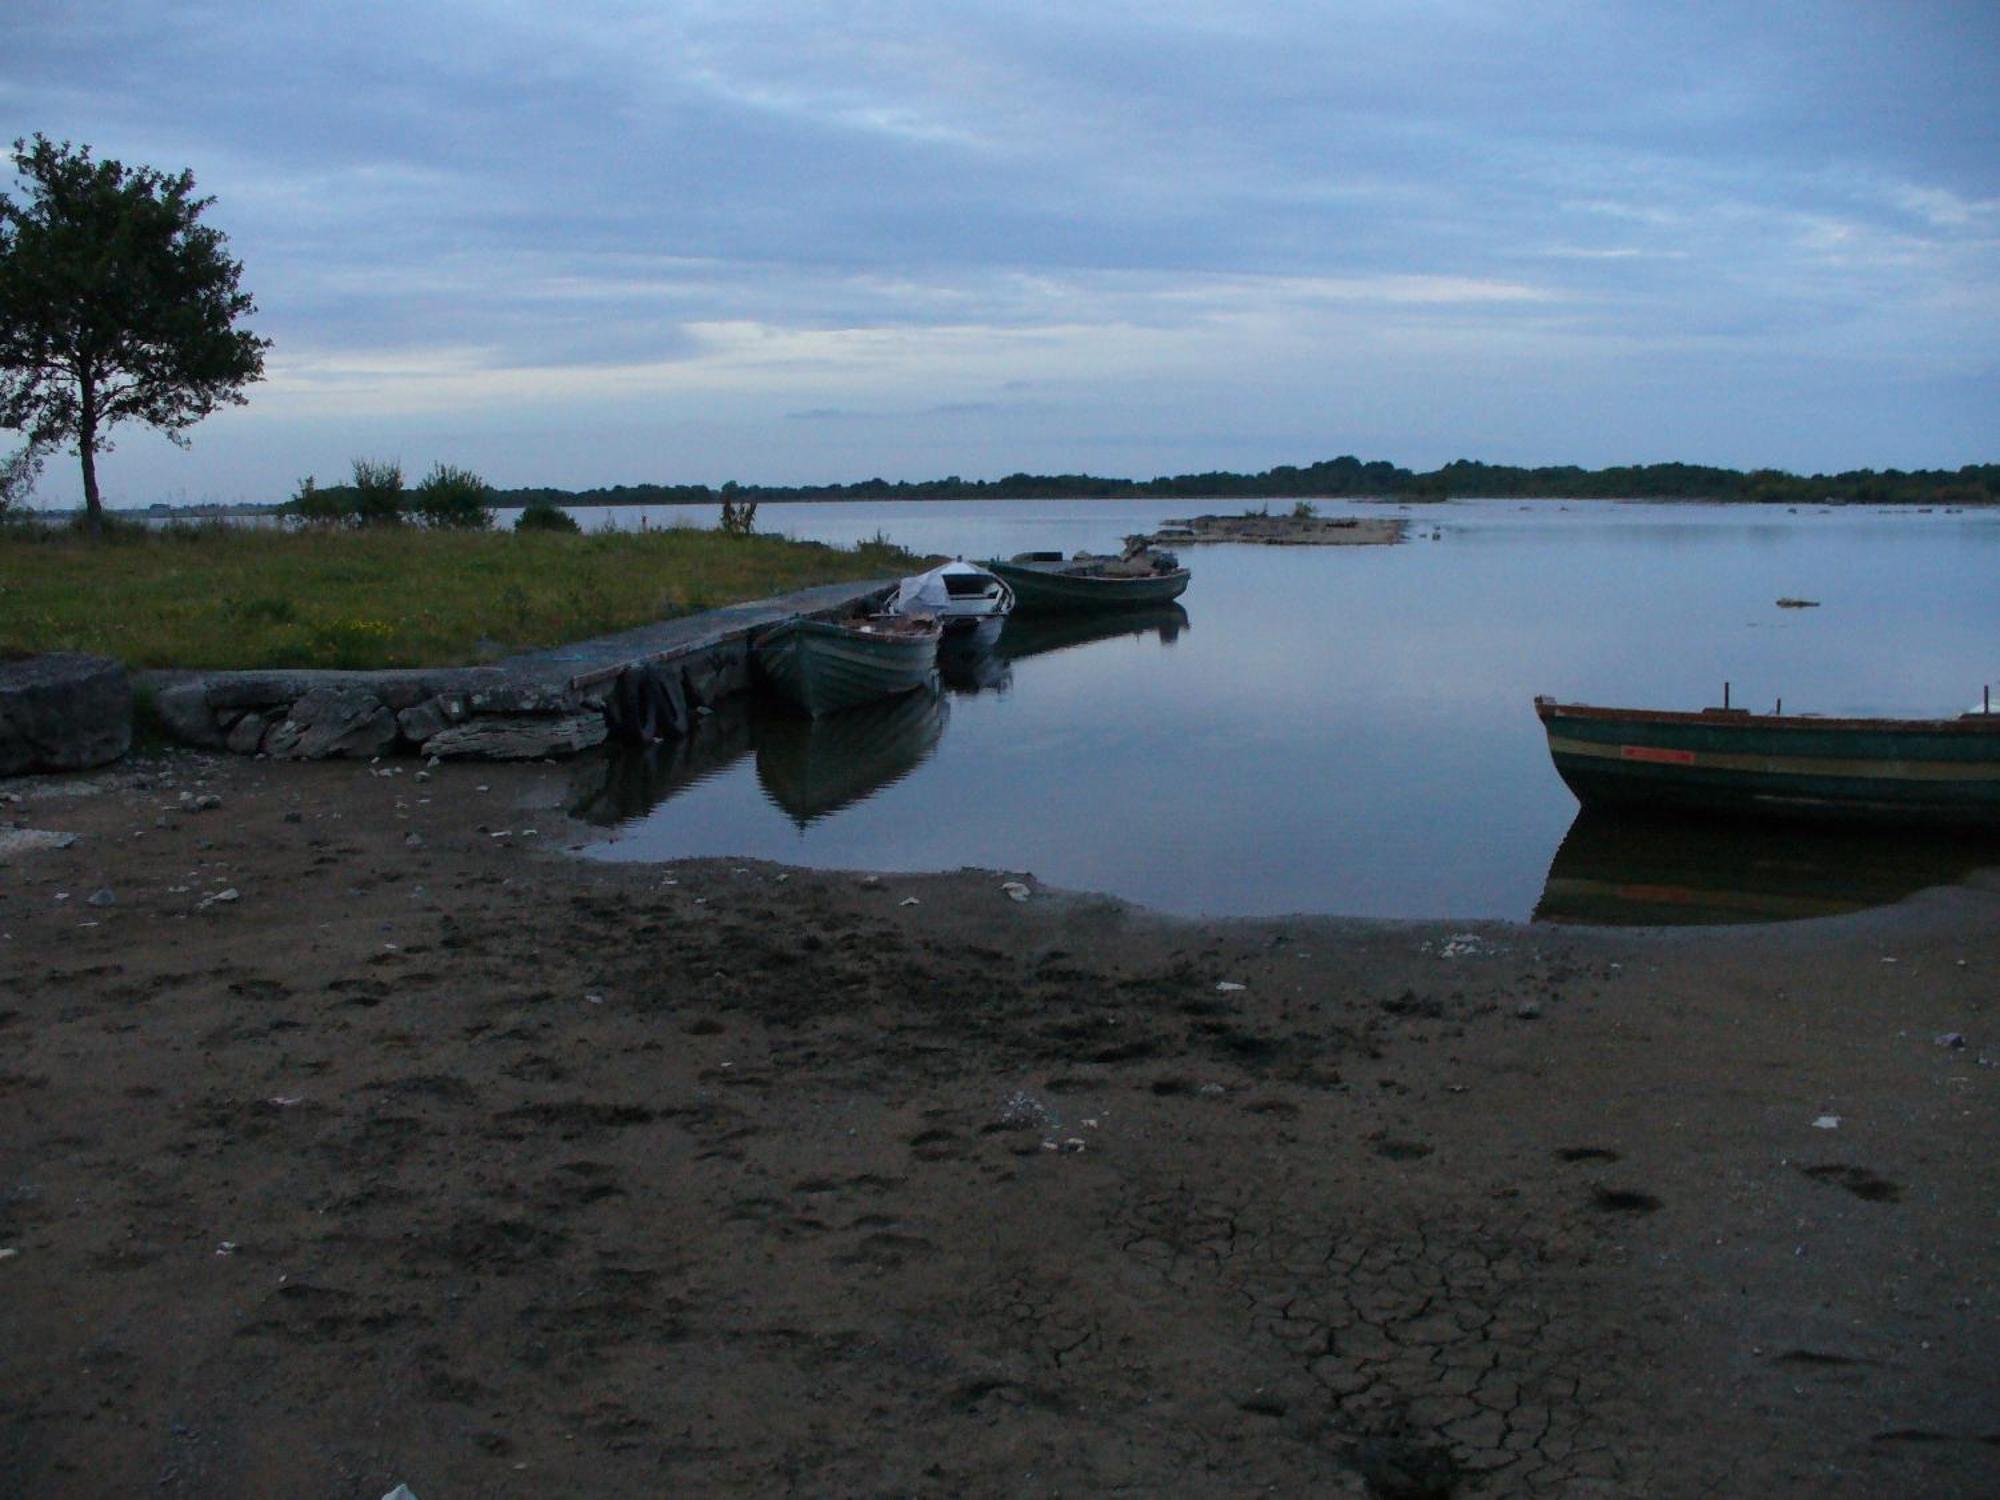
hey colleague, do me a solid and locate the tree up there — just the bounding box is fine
[0,135,268,535]
[0,438,47,520]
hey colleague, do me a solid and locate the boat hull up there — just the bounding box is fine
[982,557,1190,613]
[1535,698,2000,827]
[754,617,941,718]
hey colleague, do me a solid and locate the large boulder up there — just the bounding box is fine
[0,653,132,774]
[261,686,400,759]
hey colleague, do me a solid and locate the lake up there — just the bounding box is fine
[570,498,2000,922]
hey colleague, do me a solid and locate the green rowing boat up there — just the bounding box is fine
[1534,696,2000,827]
[753,614,942,718]
[982,552,1191,613]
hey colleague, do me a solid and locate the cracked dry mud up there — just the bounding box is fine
[1,752,1996,1497]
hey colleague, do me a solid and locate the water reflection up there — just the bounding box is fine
[1533,809,2000,926]
[754,689,949,827]
[937,621,1013,695]
[996,603,1189,663]
[569,707,755,825]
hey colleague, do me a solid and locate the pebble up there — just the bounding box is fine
[86,889,116,908]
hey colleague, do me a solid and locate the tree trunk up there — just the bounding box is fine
[74,372,103,538]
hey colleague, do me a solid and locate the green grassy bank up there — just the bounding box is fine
[0,523,920,670]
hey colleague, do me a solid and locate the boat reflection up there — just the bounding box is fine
[568,705,757,825]
[755,687,950,827]
[995,602,1190,664]
[1533,809,2000,926]
[937,618,1013,695]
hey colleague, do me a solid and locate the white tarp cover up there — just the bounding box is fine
[889,561,1010,620]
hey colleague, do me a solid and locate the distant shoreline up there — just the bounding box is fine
[96,488,2000,521]
[67,450,1995,517]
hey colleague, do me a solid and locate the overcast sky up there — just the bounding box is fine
[6,0,1997,505]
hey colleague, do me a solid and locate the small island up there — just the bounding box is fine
[1139,511,1408,546]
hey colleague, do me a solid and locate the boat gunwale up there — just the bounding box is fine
[1533,696,2000,736]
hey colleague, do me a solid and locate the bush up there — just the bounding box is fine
[414,463,493,530]
[1292,499,1319,519]
[718,485,757,536]
[350,457,404,526]
[515,496,580,533]
[288,474,351,528]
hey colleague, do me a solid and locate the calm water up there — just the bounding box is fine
[574,499,2000,921]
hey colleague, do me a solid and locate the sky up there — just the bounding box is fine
[4,0,1997,506]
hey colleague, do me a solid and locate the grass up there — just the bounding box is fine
[0,520,924,670]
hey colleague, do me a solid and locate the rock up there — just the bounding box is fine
[421,712,608,760]
[1515,1000,1543,1020]
[464,681,577,715]
[261,688,399,760]
[0,653,132,773]
[148,680,229,749]
[224,712,268,756]
[86,888,116,908]
[397,694,466,744]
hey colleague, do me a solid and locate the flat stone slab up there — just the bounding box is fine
[0,653,132,775]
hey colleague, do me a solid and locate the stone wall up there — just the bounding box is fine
[139,637,759,762]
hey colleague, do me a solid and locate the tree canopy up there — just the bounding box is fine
[0,135,268,533]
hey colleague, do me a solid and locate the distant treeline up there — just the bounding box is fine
[483,455,1998,509]
[137,454,1998,517]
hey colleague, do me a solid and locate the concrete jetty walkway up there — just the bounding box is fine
[142,577,896,760]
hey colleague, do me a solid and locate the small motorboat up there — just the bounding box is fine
[886,559,1015,630]
[982,545,1190,614]
[753,613,942,718]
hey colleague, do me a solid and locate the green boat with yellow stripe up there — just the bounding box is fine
[1534,694,2000,828]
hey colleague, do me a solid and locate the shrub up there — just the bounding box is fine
[288,474,351,528]
[1292,499,1319,519]
[515,496,580,533]
[414,463,493,530]
[718,485,758,536]
[350,457,405,526]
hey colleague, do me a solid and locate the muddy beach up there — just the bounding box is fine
[1,749,1996,1498]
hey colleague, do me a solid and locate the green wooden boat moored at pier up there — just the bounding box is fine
[753,614,942,718]
[1534,695,2000,827]
[982,551,1191,613]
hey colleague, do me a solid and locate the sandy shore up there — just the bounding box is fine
[2,748,1995,1498]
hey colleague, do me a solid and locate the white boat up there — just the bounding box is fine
[886,560,1015,631]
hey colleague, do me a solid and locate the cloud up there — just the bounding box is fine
[5,0,1994,503]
